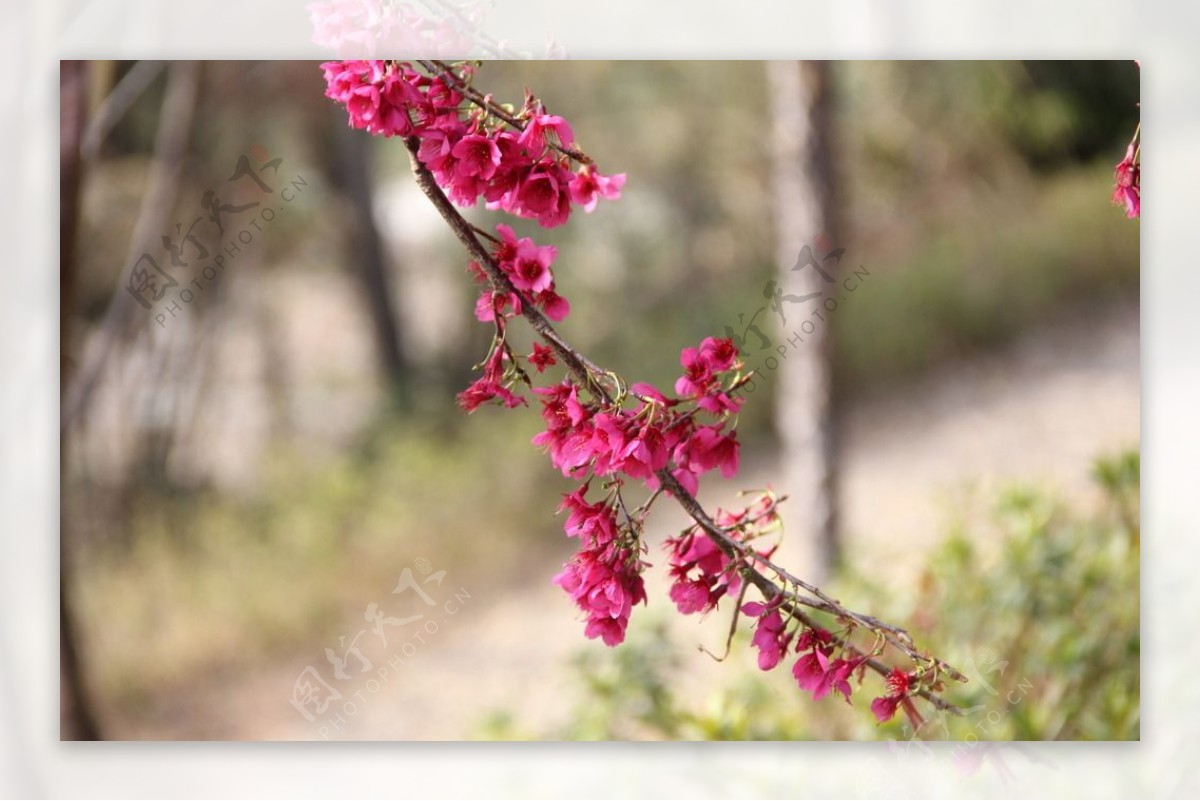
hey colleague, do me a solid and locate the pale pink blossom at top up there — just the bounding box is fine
[309,0,396,57]
[309,0,485,59]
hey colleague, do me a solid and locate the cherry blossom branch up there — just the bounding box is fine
[400,135,966,715]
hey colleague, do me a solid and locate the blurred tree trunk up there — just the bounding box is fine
[59,59,101,741]
[768,60,841,581]
[323,109,409,404]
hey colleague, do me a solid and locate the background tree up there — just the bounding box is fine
[769,60,840,580]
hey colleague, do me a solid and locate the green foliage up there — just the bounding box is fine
[900,449,1140,740]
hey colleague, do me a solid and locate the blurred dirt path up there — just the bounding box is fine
[118,300,1138,740]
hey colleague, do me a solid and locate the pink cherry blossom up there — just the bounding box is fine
[534,290,570,321]
[664,527,740,615]
[518,111,575,151]
[513,168,564,220]
[531,383,596,476]
[870,668,915,723]
[456,377,524,412]
[451,133,502,181]
[697,390,743,416]
[675,346,714,398]
[792,648,828,692]
[558,487,618,547]
[321,61,621,227]
[742,601,792,671]
[568,166,626,212]
[528,343,557,372]
[588,412,630,476]
[676,425,740,479]
[699,336,739,373]
[553,546,646,647]
[630,382,675,406]
[474,290,522,322]
[789,626,862,703]
[618,423,670,480]
[492,225,558,294]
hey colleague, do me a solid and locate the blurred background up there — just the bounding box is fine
[60,60,1139,742]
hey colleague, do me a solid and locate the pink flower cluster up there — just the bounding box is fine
[675,336,742,416]
[791,627,865,704]
[552,487,647,646]
[471,224,570,323]
[321,60,624,227]
[1112,143,1140,219]
[455,343,525,413]
[529,335,741,487]
[664,496,776,616]
[740,601,869,706]
[665,527,740,615]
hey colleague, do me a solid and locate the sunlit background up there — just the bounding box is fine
[60,60,1139,741]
